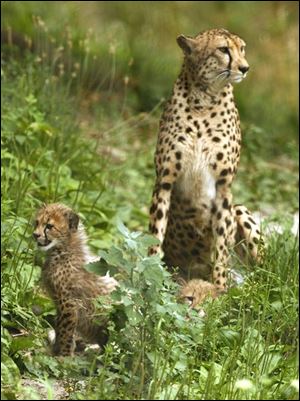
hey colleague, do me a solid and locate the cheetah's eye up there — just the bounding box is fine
[46,223,53,230]
[218,46,229,54]
[186,296,194,302]
[241,46,245,53]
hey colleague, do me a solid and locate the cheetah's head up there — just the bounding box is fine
[177,28,249,89]
[33,203,79,251]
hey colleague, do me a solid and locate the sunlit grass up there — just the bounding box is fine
[2,1,298,147]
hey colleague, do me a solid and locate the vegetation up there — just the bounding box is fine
[1,1,298,400]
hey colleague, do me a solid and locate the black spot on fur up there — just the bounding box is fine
[216,178,226,186]
[225,218,231,227]
[211,204,217,214]
[186,208,197,214]
[161,182,171,191]
[218,227,224,236]
[223,198,229,209]
[150,204,157,214]
[156,209,163,220]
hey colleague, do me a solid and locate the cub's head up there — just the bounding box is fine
[179,278,219,310]
[177,28,249,88]
[33,203,79,251]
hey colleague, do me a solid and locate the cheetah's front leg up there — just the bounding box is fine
[149,178,174,256]
[211,189,236,290]
[234,204,264,262]
[53,302,78,356]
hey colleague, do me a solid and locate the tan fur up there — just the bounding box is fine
[33,203,118,356]
[149,29,263,290]
[179,279,219,309]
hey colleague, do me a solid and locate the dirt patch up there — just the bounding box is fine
[20,378,70,400]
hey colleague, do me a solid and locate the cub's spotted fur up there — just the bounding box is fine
[33,203,117,356]
[149,29,263,290]
[179,278,219,309]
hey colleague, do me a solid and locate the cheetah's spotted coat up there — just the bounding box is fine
[33,203,118,356]
[149,29,263,291]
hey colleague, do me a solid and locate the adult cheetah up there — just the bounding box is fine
[149,29,263,291]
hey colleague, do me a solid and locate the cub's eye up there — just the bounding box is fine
[186,296,194,302]
[218,46,229,54]
[46,223,53,230]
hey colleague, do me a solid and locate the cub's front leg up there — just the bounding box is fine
[53,301,78,356]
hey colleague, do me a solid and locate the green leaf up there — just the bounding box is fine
[85,258,118,276]
[138,234,160,248]
[15,135,26,145]
[10,335,36,353]
[1,355,21,386]
[142,261,165,286]
[116,219,130,238]
[28,122,54,136]
[219,327,240,345]
[270,300,283,311]
[174,359,187,372]
[259,352,282,375]
[125,238,137,251]
[25,94,37,105]
[122,295,134,307]
[125,305,143,325]
[98,247,125,266]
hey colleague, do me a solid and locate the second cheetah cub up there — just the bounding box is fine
[179,279,220,311]
[33,203,118,356]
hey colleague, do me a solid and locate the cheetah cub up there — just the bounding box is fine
[179,278,219,311]
[33,203,118,356]
[149,29,263,291]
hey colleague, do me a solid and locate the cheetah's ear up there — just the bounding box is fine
[176,34,196,55]
[67,211,79,231]
[176,277,187,287]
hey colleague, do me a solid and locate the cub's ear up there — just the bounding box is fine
[176,277,187,287]
[176,34,197,55]
[66,210,79,231]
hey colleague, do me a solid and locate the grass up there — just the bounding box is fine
[1,2,299,400]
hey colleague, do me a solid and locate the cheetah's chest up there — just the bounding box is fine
[176,137,216,206]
